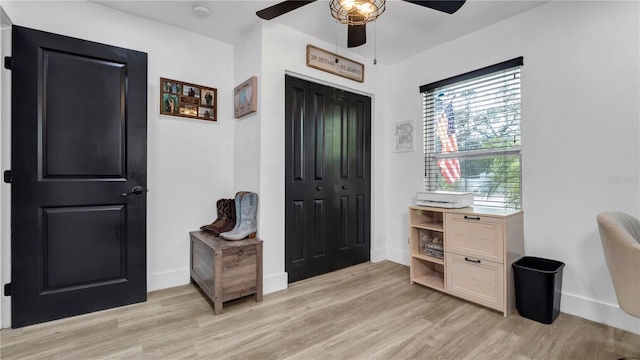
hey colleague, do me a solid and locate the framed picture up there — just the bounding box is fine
[234,76,257,119]
[394,120,415,152]
[160,77,217,121]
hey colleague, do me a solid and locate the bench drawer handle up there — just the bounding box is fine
[465,257,481,264]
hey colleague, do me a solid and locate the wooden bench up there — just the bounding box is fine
[189,231,263,314]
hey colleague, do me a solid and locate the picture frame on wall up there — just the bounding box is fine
[160,77,217,121]
[234,76,257,119]
[394,120,415,152]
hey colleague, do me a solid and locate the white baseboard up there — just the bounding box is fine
[1,297,9,329]
[264,272,287,295]
[148,268,289,296]
[148,268,190,292]
[561,291,640,335]
[386,247,410,266]
[370,248,387,263]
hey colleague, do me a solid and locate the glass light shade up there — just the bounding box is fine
[330,0,386,25]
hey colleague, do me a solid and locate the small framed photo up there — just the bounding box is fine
[180,104,198,117]
[163,80,181,94]
[201,89,215,107]
[198,106,214,119]
[160,77,217,121]
[183,86,200,98]
[234,76,257,119]
[162,93,179,114]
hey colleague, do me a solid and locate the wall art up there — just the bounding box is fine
[394,120,415,152]
[160,77,217,121]
[234,76,257,119]
[306,44,364,83]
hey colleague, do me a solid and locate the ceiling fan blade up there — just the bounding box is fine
[348,24,366,48]
[256,0,317,20]
[402,0,466,14]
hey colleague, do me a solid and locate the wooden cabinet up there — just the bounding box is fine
[409,206,524,316]
[190,231,263,315]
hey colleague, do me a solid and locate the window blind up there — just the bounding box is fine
[422,60,522,209]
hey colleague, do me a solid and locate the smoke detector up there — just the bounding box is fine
[192,5,211,19]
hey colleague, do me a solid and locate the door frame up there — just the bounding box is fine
[283,73,373,282]
[0,13,13,328]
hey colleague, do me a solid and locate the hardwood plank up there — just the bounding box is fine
[0,261,638,360]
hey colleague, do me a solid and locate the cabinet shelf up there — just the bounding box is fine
[412,221,444,232]
[412,253,444,265]
[410,257,445,292]
[412,273,445,291]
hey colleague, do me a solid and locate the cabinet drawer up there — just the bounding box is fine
[446,253,504,311]
[445,213,503,263]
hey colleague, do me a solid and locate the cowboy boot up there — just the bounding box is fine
[221,192,257,240]
[220,191,249,238]
[216,199,236,234]
[200,199,226,234]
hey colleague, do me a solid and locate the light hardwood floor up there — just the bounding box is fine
[1,261,638,360]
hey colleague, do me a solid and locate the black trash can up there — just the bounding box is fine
[513,256,565,324]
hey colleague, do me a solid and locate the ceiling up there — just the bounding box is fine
[92,0,547,65]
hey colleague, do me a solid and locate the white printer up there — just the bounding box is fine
[416,191,474,209]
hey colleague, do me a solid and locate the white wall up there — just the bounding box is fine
[385,1,640,334]
[258,21,389,289]
[0,1,236,327]
[233,22,262,195]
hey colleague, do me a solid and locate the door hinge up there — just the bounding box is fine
[3,170,11,183]
[4,283,11,296]
[4,56,11,70]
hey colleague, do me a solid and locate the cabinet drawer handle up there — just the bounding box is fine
[464,216,481,221]
[465,257,481,264]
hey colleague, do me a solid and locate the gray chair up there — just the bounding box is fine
[597,212,640,318]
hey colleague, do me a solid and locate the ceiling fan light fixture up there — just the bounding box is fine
[330,0,385,25]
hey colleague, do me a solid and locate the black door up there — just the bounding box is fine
[285,75,371,283]
[331,89,371,270]
[10,26,148,328]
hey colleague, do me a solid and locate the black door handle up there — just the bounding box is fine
[316,186,322,191]
[121,185,144,197]
[342,185,347,190]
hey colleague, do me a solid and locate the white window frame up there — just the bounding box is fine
[420,58,523,209]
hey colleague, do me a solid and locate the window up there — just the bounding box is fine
[421,58,523,209]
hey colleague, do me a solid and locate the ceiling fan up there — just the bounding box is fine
[256,0,466,48]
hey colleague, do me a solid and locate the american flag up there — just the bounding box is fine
[436,101,460,184]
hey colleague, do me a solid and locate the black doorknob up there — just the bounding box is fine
[121,185,144,197]
[316,186,322,191]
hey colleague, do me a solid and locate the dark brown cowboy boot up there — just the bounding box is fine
[216,199,236,234]
[200,199,235,236]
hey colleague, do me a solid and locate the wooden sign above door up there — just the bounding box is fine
[306,44,364,83]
